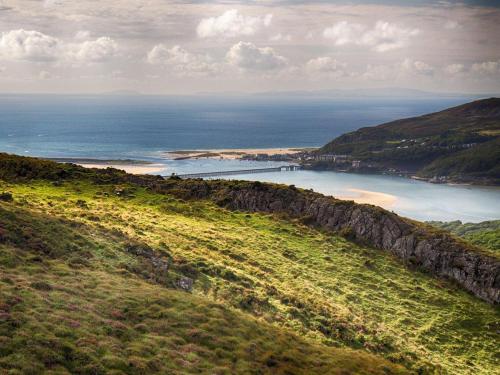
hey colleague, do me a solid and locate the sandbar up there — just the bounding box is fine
[337,188,398,208]
[165,147,315,160]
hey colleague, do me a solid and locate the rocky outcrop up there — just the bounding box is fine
[156,180,500,304]
[1,153,498,303]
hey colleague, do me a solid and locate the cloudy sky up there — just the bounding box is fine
[0,0,499,94]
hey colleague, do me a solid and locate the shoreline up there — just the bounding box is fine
[337,188,398,208]
[48,154,500,188]
[47,158,166,175]
[165,147,315,160]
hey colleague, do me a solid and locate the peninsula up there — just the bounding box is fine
[312,98,500,185]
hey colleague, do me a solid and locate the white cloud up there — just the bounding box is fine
[401,58,434,76]
[0,29,60,62]
[43,0,64,7]
[0,29,117,64]
[197,10,272,38]
[39,70,51,79]
[471,60,500,75]
[323,21,365,46]
[147,44,168,65]
[362,63,395,81]
[323,21,419,52]
[444,63,465,75]
[147,44,220,76]
[226,41,287,71]
[361,21,420,52]
[66,37,118,63]
[362,59,433,81]
[74,30,91,40]
[305,56,346,77]
[269,33,292,42]
[444,20,461,30]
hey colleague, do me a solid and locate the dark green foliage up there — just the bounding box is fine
[419,138,500,180]
[0,192,13,202]
[30,281,53,291]
[0,153,83,181]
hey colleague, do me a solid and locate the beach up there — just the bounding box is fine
[336,188,398,207]
[47,158,166,175]
[77,163,165,174]
[165,148,314,160]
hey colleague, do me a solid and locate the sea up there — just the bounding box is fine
[1,93,499,223]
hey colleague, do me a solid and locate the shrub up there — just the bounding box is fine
[30,281,53,291]
[0,192,13,202]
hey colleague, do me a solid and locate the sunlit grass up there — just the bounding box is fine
[0,179,498,374]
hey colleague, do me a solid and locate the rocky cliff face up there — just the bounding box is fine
[157,179,500,304]
[1,153,498,303]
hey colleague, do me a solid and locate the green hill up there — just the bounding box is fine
[318,98,500,184]
[0,154,499,374]
[428,220,500,252]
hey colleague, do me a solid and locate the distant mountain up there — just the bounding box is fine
[252,87,492,99]
[101,89,142,96]
[317,98,500,184]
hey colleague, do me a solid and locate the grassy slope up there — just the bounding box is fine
[429,220,500,252]
[0,179,498,374]
[0,185,404,375]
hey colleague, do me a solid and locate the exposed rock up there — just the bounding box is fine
[155,180,500,304]
[1,153,497,303]
[124,242,170,274]
[177,276,193,292]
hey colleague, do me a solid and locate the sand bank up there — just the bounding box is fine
[77,163,165,174]
[165,148,315,160]
[337,188,398,208]
[49,158,166,175]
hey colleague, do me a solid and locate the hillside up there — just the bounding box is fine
[429,220,500,252]
[317,98,500,184]
[0,153,499,374]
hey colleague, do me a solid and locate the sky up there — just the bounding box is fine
[0,0,499,94]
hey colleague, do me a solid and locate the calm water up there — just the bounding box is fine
[1,93,499,222]
[0,94,474,158]
[221,170,500,223]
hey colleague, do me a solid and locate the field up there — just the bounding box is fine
[0,176,498,374]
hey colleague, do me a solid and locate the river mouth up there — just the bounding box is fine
[57,156,500,223]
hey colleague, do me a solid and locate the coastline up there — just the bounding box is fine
[77,163,165,174]
[47,158,166,175]
[337,188,398,208]
[39,153,500,221]
[307,165,500,187]
[165,147,314,160]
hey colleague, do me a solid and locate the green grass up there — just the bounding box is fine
[0,245,397,375]
[0,179,499,374]
[429,220,500,252]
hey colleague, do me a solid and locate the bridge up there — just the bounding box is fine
[170,165,301,179]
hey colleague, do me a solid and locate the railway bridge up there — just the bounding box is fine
[169,165,301,179]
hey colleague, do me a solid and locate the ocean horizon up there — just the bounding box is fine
[0,93,478,160]
[2,93,499,223]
